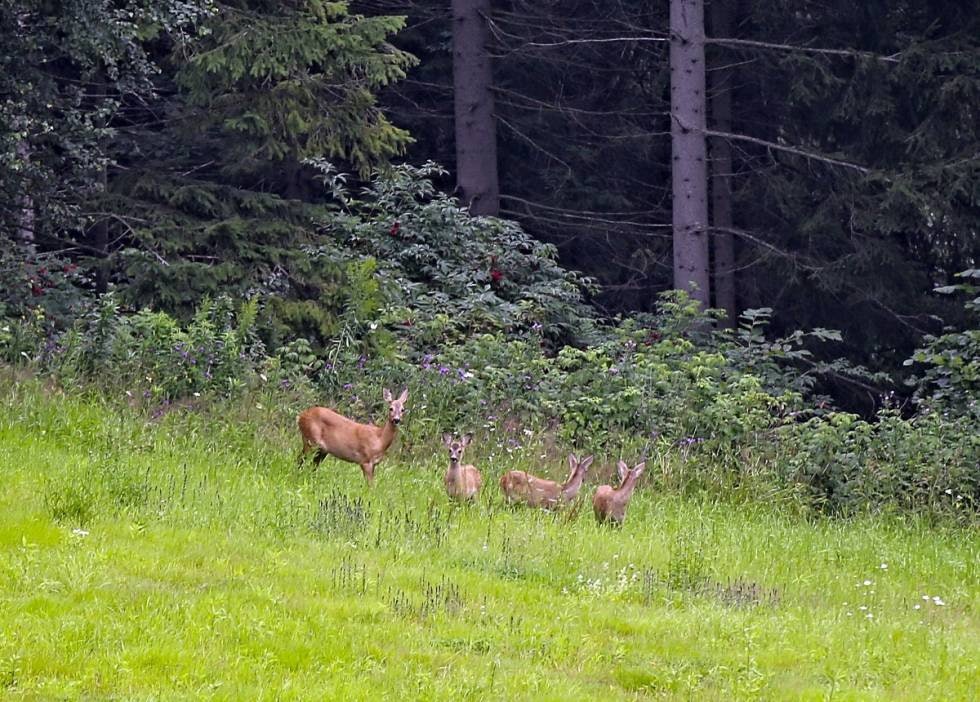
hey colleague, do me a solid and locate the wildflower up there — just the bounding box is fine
[880,563,888,570]
[914,604,921,610]
[863,580,873,586]
[389,221,400,237]
[71,528,89,538]
[932,597,945,606]
[438,366,450,376]
[866,613,874,619]
[490,268,504,283]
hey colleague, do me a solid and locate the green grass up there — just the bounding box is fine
[1,378,978,700]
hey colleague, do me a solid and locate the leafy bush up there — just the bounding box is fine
[906,270,980,413]
[776,408,979,516]
[302,161,599,348]
[30,294,266,401]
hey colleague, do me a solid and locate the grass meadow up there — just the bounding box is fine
[1,377,978,700]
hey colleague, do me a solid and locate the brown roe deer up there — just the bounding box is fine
[297,388,408,484]
[499,454,593,509]
[593,460,645,525]
[443,433,482,502]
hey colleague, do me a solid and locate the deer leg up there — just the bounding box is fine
[298,440,313,467]
[361,462,375,485]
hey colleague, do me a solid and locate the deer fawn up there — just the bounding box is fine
[593,460,645,525]
[499,453,594,509]
[297,388,408,484]
[443,433,482,502]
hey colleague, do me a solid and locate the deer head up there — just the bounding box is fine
[443,432,472,463]
[382,388,409,425]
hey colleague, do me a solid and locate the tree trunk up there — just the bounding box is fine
[670,0,710,307]
[91,164,109,293]
[451,0,500,216]
[14,138,36,255]
[709,0,736,327]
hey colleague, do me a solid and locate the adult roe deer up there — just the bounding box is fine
[443,433,482,502]
[297,388,408,484]
[499,453,594,509]
[593,460,645,525]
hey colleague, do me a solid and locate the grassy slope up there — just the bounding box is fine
[1,380,978,700]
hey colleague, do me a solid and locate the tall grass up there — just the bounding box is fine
[1,377,977,699]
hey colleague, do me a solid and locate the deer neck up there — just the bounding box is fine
[379,416,398,451]
[618,471,639,497]
[561,467,585,500]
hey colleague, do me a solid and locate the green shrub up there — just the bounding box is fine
[776,408,979,517]
[38,294,266,401]
[906,270,980,413]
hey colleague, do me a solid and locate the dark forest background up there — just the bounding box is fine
[2,0,978,414]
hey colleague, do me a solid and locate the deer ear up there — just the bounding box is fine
[617,460,629,481]
[632,462,646,478]
[398,388,409,402]
[383,388,392,402]
[442,433,452,446]
[462,432,473,446]
[580,455,594,471]
[567,453,578,470]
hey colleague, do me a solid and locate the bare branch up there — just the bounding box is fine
[522,35,669,49]
[707,37,900,63]
[704,128,872,174]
